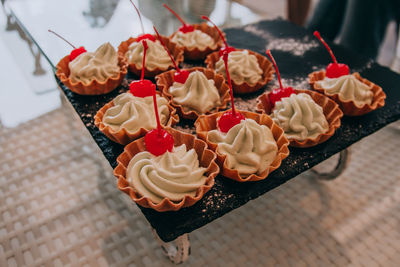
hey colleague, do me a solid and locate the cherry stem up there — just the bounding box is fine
[48,29,76,49]
[201,16,227,47]
[266,50,283,89]
[141,40,148,80]
[153,26,180,72]
[313,31,337,64]
[129,0,145,35]
[223,52,236,116]
[152,86,162,136]
[163,3,187,26]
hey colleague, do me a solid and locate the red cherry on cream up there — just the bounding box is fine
[326,63,349,78]
[130,40,154,98]
[163,4,194,33]
[218,110,245,133]
[217,51,244,133]
[153,26,190,84]
[144,83,174,156]
[314,31,349,78]
[48,30,86,61]
[145,129,174,156]
[266,49,295,107]
[69,46,87,61]
[174,71,190,84]
[178,24,195,33]
[136,34,156,42]
[201,16,236,57]
[130,79,155,97]
[269,87,295,107]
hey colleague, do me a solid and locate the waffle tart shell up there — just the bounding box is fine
[204,49,275,94]
[256,89,343,148]
[194,110,289,182]
[309,71,386,116]
[170,23,224,61]
[113,127,219,212]
[56,53,128,95]
[155,67,230,120]
[94,92,179,145]
[118,35,184,78]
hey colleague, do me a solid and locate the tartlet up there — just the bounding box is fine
[156,67,230,120]
[94,92,179,145]
[194,110,289,182]
[205,49,274,94]
[256,89,343,147]
[309,71,386,116]
[118,35,184,77]
[113,127,219,212]
[56,46,128,95]
[170,22,224,61]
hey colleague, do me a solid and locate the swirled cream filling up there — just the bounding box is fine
[102,93,170,133]
[208,119,277,176]
[125,40,174,71]
[271,93,329,141]
[171,30,217,50]
[316,74,373,107]
[126,144,207,203]
[215,50,262,85]
[69,42,120,85]
[168,70,221,113]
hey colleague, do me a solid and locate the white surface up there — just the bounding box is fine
[0,11,60,128]
[7,0,261,67]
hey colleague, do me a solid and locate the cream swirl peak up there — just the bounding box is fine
[168,70,221,113]
[125,40,173,71]
[271,93,329,141]
[208,119,278,176]
[68,42,120,84]
[126,144,207,203]
[215,50,262,85]
[171,30,217,50]
[102,92,170,133]
[316,74,373,107]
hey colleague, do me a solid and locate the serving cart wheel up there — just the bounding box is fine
[311,148,351,180]
[152,229,190,264]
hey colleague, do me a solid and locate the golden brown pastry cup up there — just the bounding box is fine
[94,92,179,145]
[55,54,128,95]
[205,49,275,94]
[118,35,184,78]
[194,110,290,182]
[113,127,219,212]
[256,89,343,148]
[170,23,224,61]
[155,67,230,120]
[309,71,386,116]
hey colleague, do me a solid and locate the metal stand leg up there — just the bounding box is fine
[310,148,351,180]
[152,229,190,264]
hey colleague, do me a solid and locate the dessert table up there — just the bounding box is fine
[6,0,400,264]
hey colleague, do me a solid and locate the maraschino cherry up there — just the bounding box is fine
[266,50,295,108]
[153,26,189,84]
[48,29,86,61]
[144,85,174,156]
[314,31,349,78]
[129,40,155,97]
[218,51,245,133]
[163,4,194,33]
[201,16,235,57]
[129,0,156,42]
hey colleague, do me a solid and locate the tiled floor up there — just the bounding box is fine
[0,101,399,266]
[1,0,400,266]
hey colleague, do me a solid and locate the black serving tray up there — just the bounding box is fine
[56,19,400,242]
